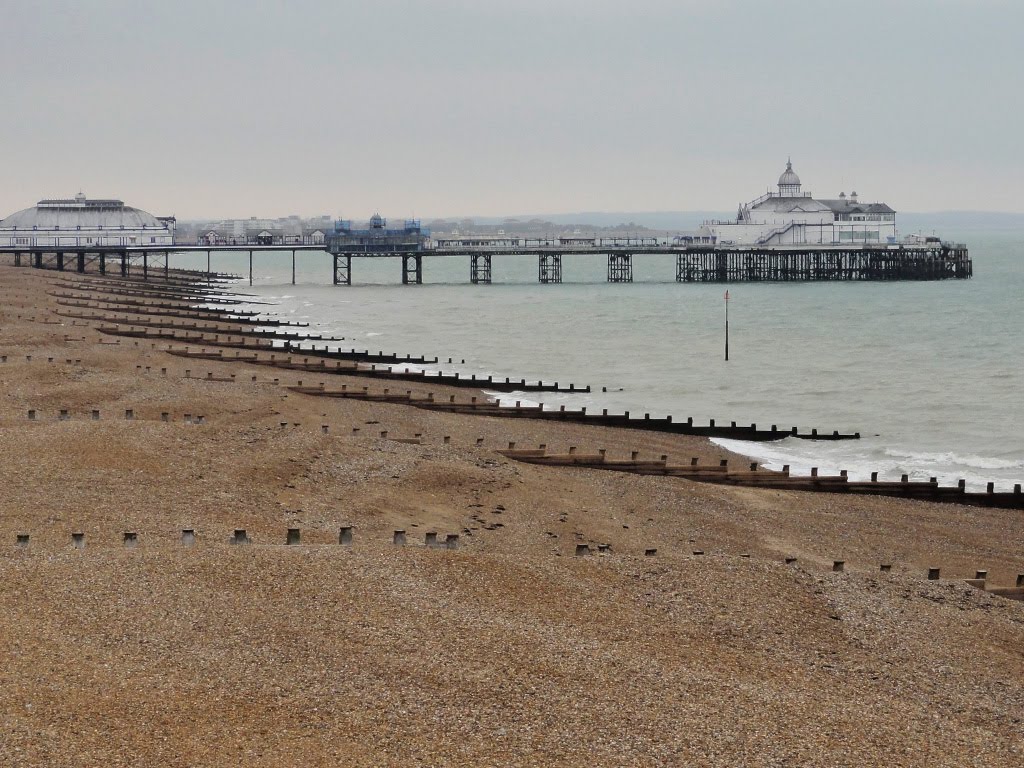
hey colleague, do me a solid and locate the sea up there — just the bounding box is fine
[175,225,1023,493]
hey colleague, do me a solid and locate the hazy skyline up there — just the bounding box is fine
[2,0,1022,220]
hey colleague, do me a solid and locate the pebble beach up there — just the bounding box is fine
[1,263,1023,767]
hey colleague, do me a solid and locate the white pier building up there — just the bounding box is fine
[701,161,896,246]
[0,193,175,249]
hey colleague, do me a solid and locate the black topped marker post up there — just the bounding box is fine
[724,290,730,362]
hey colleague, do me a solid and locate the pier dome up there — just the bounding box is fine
[777,160,802,196]
[0,193,174,248]
[1,193,165,231]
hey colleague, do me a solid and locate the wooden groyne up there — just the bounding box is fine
[48,293,258,314]
[496,447,1024,510]
[51,282,266,305]
[288,386,856,442]
[53,298,307,326]
[54,311,341,344]
[168,349,588,394]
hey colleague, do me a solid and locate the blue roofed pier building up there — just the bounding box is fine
[325,214,430,284]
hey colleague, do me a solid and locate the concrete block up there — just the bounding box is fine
[231,529,250,545]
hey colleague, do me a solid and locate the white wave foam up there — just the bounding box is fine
[482,390,543,409]
[881,448,1023,471]
[712,437,1023,493]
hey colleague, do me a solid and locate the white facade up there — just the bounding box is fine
[0,193,174,248]
[701,161,897,246]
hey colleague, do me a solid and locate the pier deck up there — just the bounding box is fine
[2,242,972,285]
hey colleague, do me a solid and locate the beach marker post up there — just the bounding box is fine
[724,289,730,362]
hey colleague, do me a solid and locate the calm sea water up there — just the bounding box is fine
[176,231,1023,491]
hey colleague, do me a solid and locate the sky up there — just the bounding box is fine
[1,0,1022,220]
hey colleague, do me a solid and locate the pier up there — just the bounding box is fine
[2,240,972,286]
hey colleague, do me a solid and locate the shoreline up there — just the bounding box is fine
[229,278,1024,496]
[2,261,1023,765]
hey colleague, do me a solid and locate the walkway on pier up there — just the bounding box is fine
[2,242,972,285]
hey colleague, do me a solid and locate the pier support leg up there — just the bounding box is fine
[206,250,211,284]
[676,253,694,282]
[248,250,253,286]
[57,252,65,272]
[33,251,42,269]
[99,253,106,275]
[333,253,351,285]
[470,253,492,284]
[142,251,148,281]
[607,253,632,282]
[402,253,422,285]
[403,253,422,284]
[120,251,127,277]
[164,251,169,279]
[14,252,21,267]
[77,252,85,273]
[538,253,562,283]
[291,250,296,285]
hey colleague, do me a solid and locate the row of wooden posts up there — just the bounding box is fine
[8,529,1021,590]
[6,528,460,550]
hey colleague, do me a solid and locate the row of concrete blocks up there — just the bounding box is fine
[9,528,460,550]
[591,548,1024,585]
[819,558,1020,586]
[1,353,247,381]
[25,408,206,424]
[1,354,82,364]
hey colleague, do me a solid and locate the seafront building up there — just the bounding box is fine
[0,193,175,248]
[196,215,330,246]
[699,161,897,246]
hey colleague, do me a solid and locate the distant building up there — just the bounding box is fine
[327,214,429,253]
[0,193,174,248]
[198,216,328,246]
[701,161,897,245]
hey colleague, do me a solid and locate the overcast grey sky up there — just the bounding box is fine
[2,0,1021,219]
